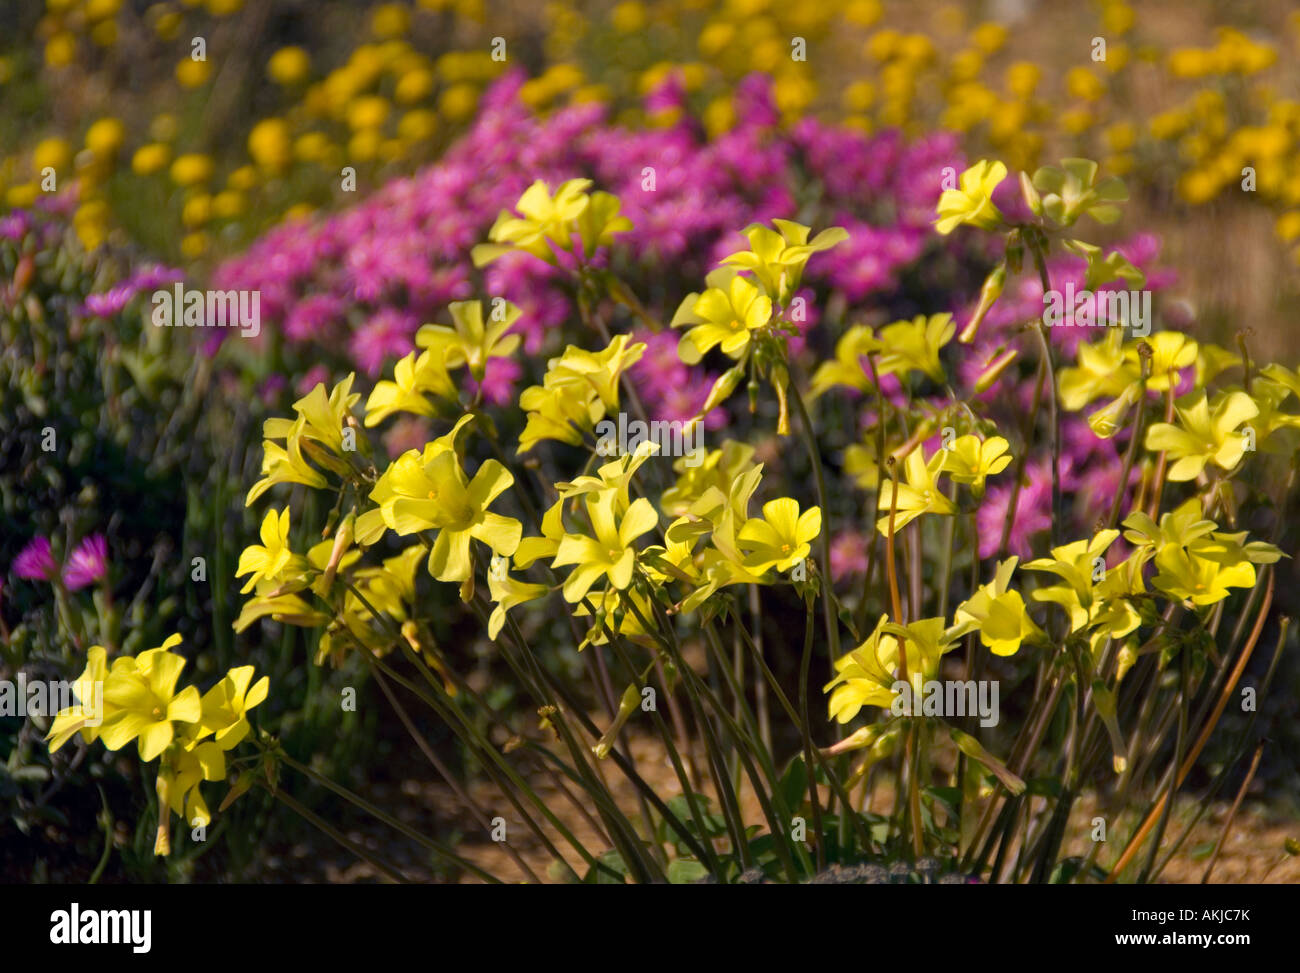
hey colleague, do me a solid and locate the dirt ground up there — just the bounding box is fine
[256,725,1300,884]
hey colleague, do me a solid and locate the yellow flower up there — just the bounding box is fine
[1059,330,1136,411]
[737,497,821,573]
[809,325,882,398]
[33,138,72,176]
[45,33,77,68]
[1024,531,1126,634]
[267,46,311,85]
[156,741,225,835]
[375,449,522,583]
[876,313,955,384]
[938,434,1011,497]
[396,67,435,104]
[552,490,659,602]
[176,57,213,88]
[47,646,112,752]
[660,440,757,517]
[170,153,214,187]
[934,159,1006,235]
[438,82,479,122]
[85,118,126,159]
[371,2,411,38]
[486,568,548,639]
[417,299,521,382]
[348,95,392,131]
[1032,158,1128,226]
[196,666,270,749]
[876,447,956,534]
[673,273,773,364]
[954,557,1044,656]
[248,118,292,171]
[719,219,847,304]
[246,415,330,505]
[364,350,457,426]
[473,179,630,266]
[1143,389,1259,481]
[825,616,902,723]
[236,508,308,594]
[98,636,202,762]
[1152,545,1256,607]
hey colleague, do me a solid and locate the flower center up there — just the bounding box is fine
[151,706,164,719]
[729,319,742,329]
[608,549,620,561]
[781,543,792,553]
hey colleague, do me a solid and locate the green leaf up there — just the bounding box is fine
[667,858,711,884]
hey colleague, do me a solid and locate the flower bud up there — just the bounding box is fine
[974,348,1018,393]
[959,262,1006,344]
[1019,170,1042,216]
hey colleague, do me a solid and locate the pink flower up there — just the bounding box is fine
[350,309,419,376]
[63,534,108,590]
[466,356,521,406]
[12,536,58,582]
[830,530,869,582]
[976,461,1054,559]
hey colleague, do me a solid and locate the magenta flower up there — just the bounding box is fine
[62,534,108,590]
[977,463,1054,559]
[830,530,870,582]
[12,536,58,582]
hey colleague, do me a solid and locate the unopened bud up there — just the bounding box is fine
[960,263,1006,344]
[974,348,1018,393]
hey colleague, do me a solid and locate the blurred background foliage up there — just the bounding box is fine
[0,1,1297,351]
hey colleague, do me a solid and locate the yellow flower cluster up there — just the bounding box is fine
[2,0,504,255]
[47,635,269,855]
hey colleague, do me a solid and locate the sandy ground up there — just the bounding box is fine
[256,725,1300,884]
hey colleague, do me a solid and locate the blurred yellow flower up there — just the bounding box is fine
[6,183,39,208]
[170,153,214,187]
[85,118,126,158]
[438,82,478,121]
[176,57,213,88]
[211,189,245,219]
[1065,66,1105,102]
[1276,211,1300,244]
[152,10,184,41]
[181,231,209,257]
[371,3,411,38]
[182,192,211,227]
[971,22,1007,54]
[91,21,119,47]
[85,0,123,19]
[33,138,73,176]
[227,165,258,190]
[611,1,646,33]
[398,109,438,141]
[293,131,330,163]
[348,129,382,162]
[395,67,435,104]
[348,95,391,130]
[45,33,77,68]
[843,0,882,27]
[248,118,292,171]
[131,143,171,176]
[267,46,311,85]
